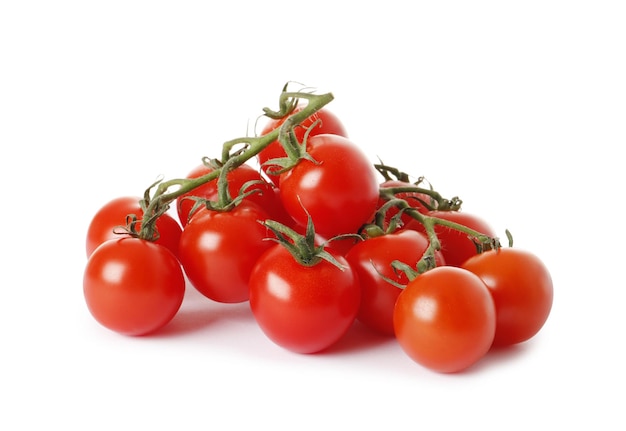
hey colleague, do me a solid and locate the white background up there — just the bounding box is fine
[2,1,625,429]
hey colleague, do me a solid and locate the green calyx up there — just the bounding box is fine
[261,216,345,270]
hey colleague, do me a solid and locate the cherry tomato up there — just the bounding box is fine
[178,203,274,303]
[393,266,496,373]
[462,248,553,347]
[258,105,348,185]
[176,162,281,226]
[83,238,185,336]
[407,210,496,267]
[249,244,361,354]
[278,134,379,238]
[377,180,432,229]
[345,230,445,336]
[86,196,182,258]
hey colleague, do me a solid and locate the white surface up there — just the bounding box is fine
[2,1,625,429]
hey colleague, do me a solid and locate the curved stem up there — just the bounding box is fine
[379,186,462,211]
[137,89,334,240]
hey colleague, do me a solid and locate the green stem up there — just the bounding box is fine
[379,186,462,211]
[137,89,334,241]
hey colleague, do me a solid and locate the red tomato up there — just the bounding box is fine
[462,248,553,347]
[377,180,432,229]
[249,244,361,354]
[393,266,496,373]
[278,134,379,238]
[407,210,496,267]
[345,230,445,336]
[86,196,182,258]
[83,238,185,336]
[176,162,281,226]
[178,203,274,303]
[258,105,348,185]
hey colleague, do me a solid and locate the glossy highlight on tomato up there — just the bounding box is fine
[249,244,361,354]
[279,134,379,238]
[178,203,274,303]
[345,229,445,336]
[83,237,185,336]
[258,105,348,185]
[462,247,553,347]
[393,266,496,373]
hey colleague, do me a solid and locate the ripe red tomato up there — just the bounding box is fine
[376,180,432,229]
[393,266,496,373]
[249,244,361,354]
[278,134,379,238]
[178,203,274,303]
[258,106,348,185]
[462,248,553,347]
[407,210,496,267]
[83,238,185,336]
[345,230,445,336]
[176,162,281,226]
[86,196,182,258]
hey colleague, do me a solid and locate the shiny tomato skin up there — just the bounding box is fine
[83,238,185,336]
[393,266,496,373]
[278,134,379,238]
[407,210,496,267]
[249,245,361,354]
[176,163,279,226]
[258,106,348,185]
[178,203,274,303]
[345,230,445,336]
[462,248,553,347]
[86,196,182,258]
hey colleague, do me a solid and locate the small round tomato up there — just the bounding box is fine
[278,134,379,238]
[393,266,496,373]
[258,105,348,185]
[345,229,445,336]
[462,248,553,347]
[178,203,274,303]
[86,196,182,258]
[176,162,280,226]
[249,244,361,354]
[407,210,496,267]
[83,238,185,336]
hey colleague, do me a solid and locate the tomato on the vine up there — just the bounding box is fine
[393,266,496,373]
[249,244,361,354]
[258,106,348,185]
[407,210,496,267]
[462,247,553,347]
[278,134,379,238]
[176,162,284,226]
[178,202,274,303]
[86,196,182,258]
[83,237,185,336]
[345,229,445,336]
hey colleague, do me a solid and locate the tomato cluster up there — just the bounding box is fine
[83,86,553,373]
